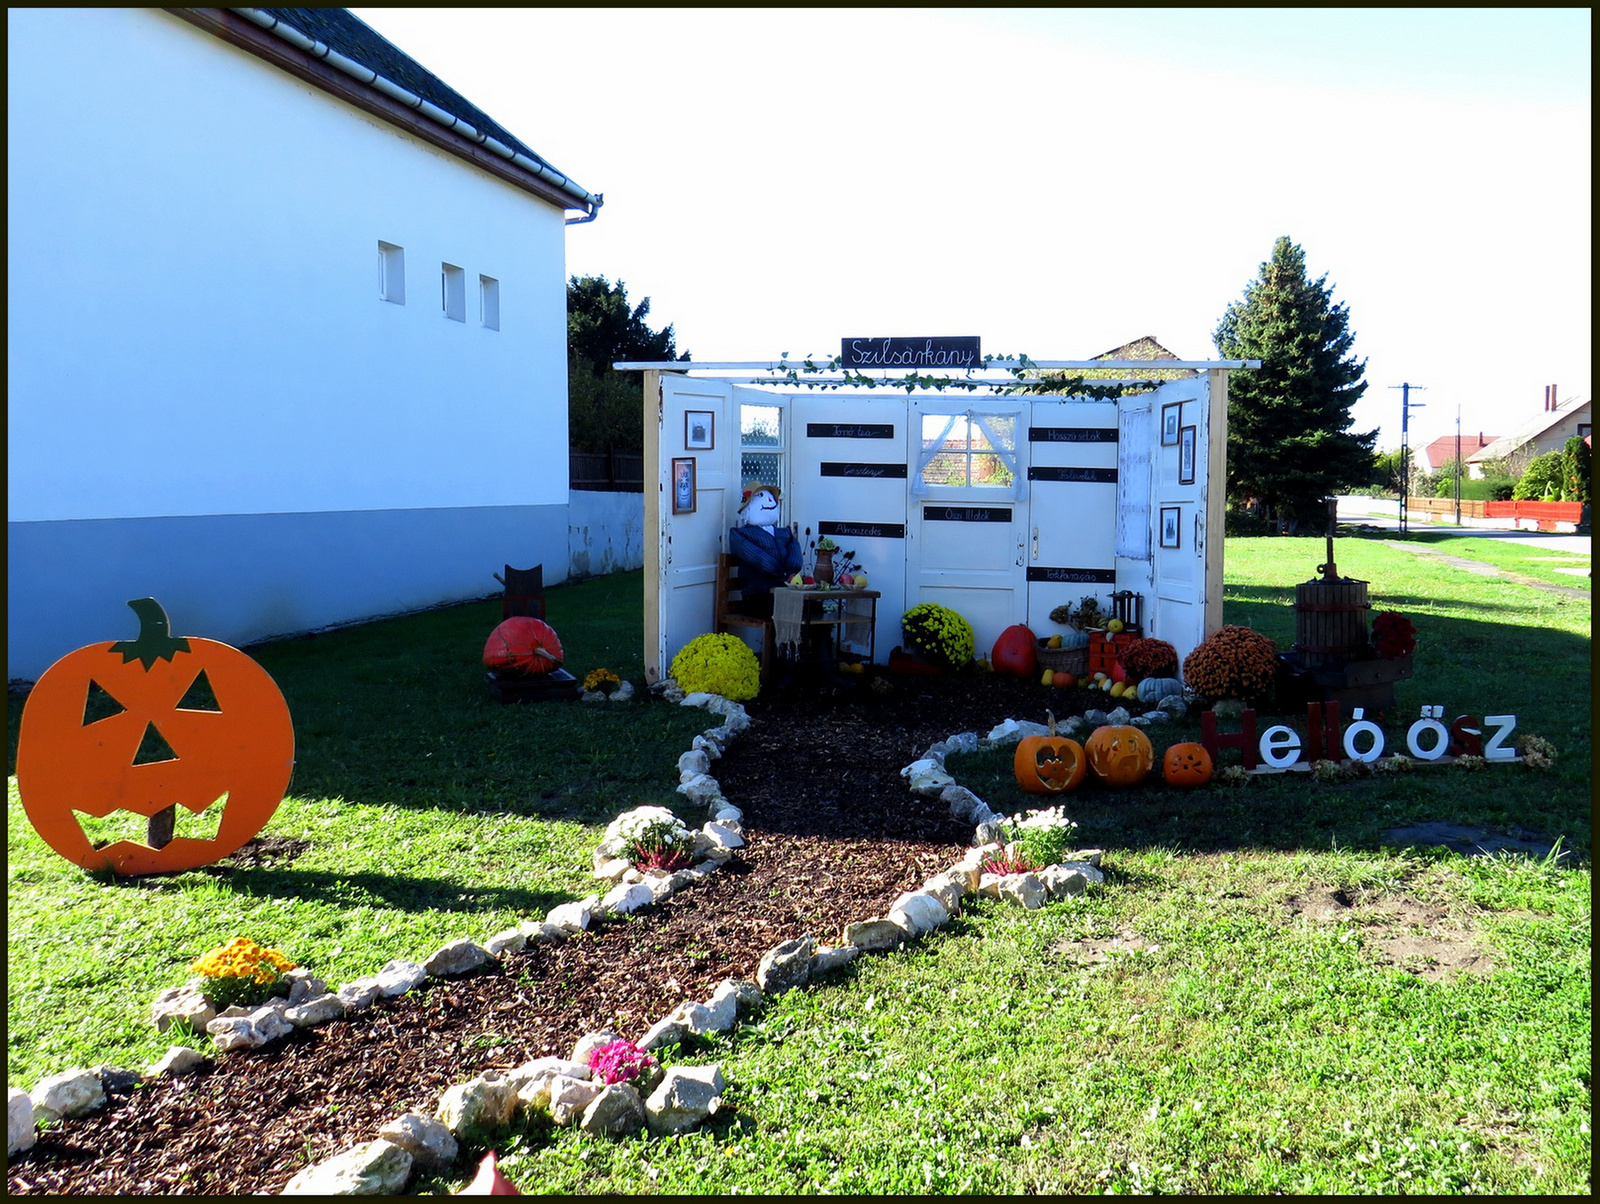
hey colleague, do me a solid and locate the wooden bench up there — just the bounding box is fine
[494,564,545,620]
[713,553,775,680]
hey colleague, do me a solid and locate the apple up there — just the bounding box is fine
[1051,671,1070,688]
[838,573,854,587]
[802,576,815,585]
[853,573,867,589]
[788,572,805,587]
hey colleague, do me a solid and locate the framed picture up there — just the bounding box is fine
[1161,403,1181,446]
[1160,505,1181,549]
[671,457,697,515]
[1178,425,1197,484]
[685,410,715,451]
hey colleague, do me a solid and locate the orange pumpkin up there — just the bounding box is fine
[1013,709,1086,794]
[1084,723,1154,788]
[483,616,564,676]
[1162,742,1214,787]
[16,598,295,876]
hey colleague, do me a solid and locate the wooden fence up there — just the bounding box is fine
[1404,496,1583,528]
[570,450,645,492]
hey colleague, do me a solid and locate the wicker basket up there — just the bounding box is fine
[1035,640,1087,676]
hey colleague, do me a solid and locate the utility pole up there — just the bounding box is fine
[1454,404,1462,526]
[1389,383,1426,533]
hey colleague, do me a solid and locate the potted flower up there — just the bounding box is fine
[811,536,839,587]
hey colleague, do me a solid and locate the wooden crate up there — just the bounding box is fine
[486,668,581,703]
[1086,630,1138,676]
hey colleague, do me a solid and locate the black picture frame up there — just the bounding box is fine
[1160,505,1181,549]
[1178,425,1197,484]
[685,410,714,451]
[671,457,697,514]
[1161,403,1181,446]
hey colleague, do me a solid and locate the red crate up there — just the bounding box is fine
[1086,630,1138,676]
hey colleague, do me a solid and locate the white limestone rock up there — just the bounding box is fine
[29,1069,105,1125]
[1107,706,1131,725]
[679,691,717,709]
[756,936,814,995]
[944,731,980,755]
[645,1065,726,1136]
[921,872,967,913]
[150,983,216,1034]
[608,681,635,702]
[701,821,745,850]
[377,1111,458,1169]
[548,1074,605,1127]
[703,696,747,720]
[517,919,570,943]
[570,1033,622,1067]
[678,749,712,780]
[1158,694,1187,716]
[285,992,347,1029]
[643,872,678,903]
[1075,848,1105,867]
[940,783,988,824]
[977,872,1005,900]
[711,803,744,824]
[724,978,764,1012]
[482,928,527,956]
[435,1073,517,1138]
[336,978,382,1012]
[677,773,723,808]
[1082,709,1109,727]
[999,872,1048,910]
[282,1138,412,1196]
[144,1045,209,1078]
[698,984,741,1033]
[1055,859,1106,885]
[9,1088,36,1157]
[602,881,657,916]
[424,939,494,978]
[691,733,723,758]
[638,1015,689,1053]
[374,959,427,997]
[546,896,600,934]
[842,919,905,952]
[809,944,860,976]
[592,857,633,885]
[581,1082,646,1137]
[283,969,328,1006]
[888,891,950,938]
[1039,865,1090,900]
[901,759,956,797]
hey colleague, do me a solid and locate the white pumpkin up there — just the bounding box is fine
[1136,676,1184,703]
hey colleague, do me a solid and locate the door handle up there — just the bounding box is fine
[1194,514,1202,555]
[1031,526,1039,560]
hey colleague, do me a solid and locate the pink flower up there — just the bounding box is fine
[587,1038,656,1086]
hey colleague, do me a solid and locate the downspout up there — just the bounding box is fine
[234,8,602,222]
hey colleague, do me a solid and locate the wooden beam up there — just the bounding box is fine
[641,369,663,683]
[1204,368,1230,638]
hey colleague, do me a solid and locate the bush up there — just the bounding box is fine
[901,603,975,671]
[1513,450,1565,501]
[1224,507,1273,536]
[1120,637,1179,680]
[669,632,761,701]
[1182,625,1278,703]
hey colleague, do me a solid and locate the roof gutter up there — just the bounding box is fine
[233,8,601,223]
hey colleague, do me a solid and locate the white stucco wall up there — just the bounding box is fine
[7,7,569,522]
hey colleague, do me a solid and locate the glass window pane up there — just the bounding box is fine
[923,451,968,486]
[741,451,782,493]
[741,405,782,447]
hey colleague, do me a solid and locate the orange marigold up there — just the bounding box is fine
[1182,625,1278,702]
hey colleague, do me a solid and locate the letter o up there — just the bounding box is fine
[1406,718,1450,761]
[1343,719,1386,763]
[1258,724,1303,769]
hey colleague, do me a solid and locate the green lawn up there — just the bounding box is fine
[1374,530,1591,592]
[8,545,1592,1194]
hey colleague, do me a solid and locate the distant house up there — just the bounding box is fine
[1026,336,1199,388]
[1411,432,1499,476]
[8,8,604,679]
[1465,388,1592,479]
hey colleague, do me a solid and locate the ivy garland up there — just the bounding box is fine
[765,351,1164,401]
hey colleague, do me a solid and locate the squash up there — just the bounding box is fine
[991,624,1039,678]
[1058,630,1091,650]
[1162,742,1214,788]
[484,616,564,675]
[1013,710,1086,795]
[1084,723,1154,787]
[1136,676,1184,703]
[16,598,295,875]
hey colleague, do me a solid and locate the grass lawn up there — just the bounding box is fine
[8,544,1592,1194]
[1375,530,1591,592]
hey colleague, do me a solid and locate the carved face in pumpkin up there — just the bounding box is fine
[1162,742,1214,788]
[1014,734,1086,794]
[1084,724,1155,788]
[16,599,295,876]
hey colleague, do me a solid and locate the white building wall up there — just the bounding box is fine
[7,9,576,677]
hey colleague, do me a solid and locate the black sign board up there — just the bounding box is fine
[1029,465,1118,484]
[819,520,906,540]
[819,461,908,479]
[1028,566,1117,584]
[840,337,981,370]
[806,422,896,439]
[923,506,1013,523]
[1029,426,1118,443]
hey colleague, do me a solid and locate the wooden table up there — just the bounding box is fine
[771,586,881,667]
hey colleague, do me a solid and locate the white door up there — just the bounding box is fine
[1025,398,1120,632]
[1146,377,1211,663]
[905,399,1029,661]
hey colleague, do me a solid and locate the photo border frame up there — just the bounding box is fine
[1160,505,1181,549]
[1178,424,1197,484]
[671,456,697,515]
[685,410,715,451]
[1161,403,1181,446]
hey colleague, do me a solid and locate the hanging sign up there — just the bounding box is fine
[840,337,982,370]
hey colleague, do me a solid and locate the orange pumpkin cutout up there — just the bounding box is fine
[16,598,295,876]
[1084,723,1155,788]
[1162,742,1214,788]
[1013,709,1086,795]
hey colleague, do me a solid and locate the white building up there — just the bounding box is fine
[8,8,606,679]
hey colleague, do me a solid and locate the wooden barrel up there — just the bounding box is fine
[1292,576,1370,668]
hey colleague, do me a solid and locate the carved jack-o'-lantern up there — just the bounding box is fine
[16,598,295,875]
[1013,709,1086,795]
[1084,723,1155,788]
[1162,742,1214,788]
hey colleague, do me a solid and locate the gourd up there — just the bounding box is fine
[1162,742,1214,787]
[484,616,564,675]
[1058,630,1091,650]
[1084,723,1155,787]
[991,624,1039,678]
[1136,676,1184,703]
[1013,710,1086,795]
[16,598,295,875]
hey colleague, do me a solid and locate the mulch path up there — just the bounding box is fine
[7,669,1125,1196]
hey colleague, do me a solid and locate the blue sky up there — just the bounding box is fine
[353,7,1590,451]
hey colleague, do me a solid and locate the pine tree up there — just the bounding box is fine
[1214,237,1376,533]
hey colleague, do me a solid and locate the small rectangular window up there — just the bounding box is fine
[441,262,465,322]
[741,404,784,496]
[479,274,500,330]
[378,241,405,304]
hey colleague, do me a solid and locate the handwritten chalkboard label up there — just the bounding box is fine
[924,506,1012,523]
[1029,465,1119,484]
[1029,426,1118,443]
[840,337,981,370]
[1028,566,1117,584]
[820,461,908,479]
[819,520,906,540]
[807,422,895,439]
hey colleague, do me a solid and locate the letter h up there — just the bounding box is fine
[1200,707,1258,770]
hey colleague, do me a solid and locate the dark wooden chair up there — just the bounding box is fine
[713,553,774,680]
[494,564,545,620]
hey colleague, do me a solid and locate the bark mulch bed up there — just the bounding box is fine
[8,670,1119,1196]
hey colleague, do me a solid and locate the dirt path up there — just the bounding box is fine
[1380,540,1591,600]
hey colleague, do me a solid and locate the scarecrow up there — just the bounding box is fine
[727,482,801,617]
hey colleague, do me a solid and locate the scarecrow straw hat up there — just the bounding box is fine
[738,482,780,510]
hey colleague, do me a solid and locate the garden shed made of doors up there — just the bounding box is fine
[627,357,1255,684]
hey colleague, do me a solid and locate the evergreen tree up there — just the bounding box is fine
[1213,237,1377,533]
[566,275,688,452]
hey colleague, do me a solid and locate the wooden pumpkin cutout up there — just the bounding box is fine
[1013,710,1086,795]
[1162,741,1214,788]
[16,598,294,875]
[1084,723,1155,787]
